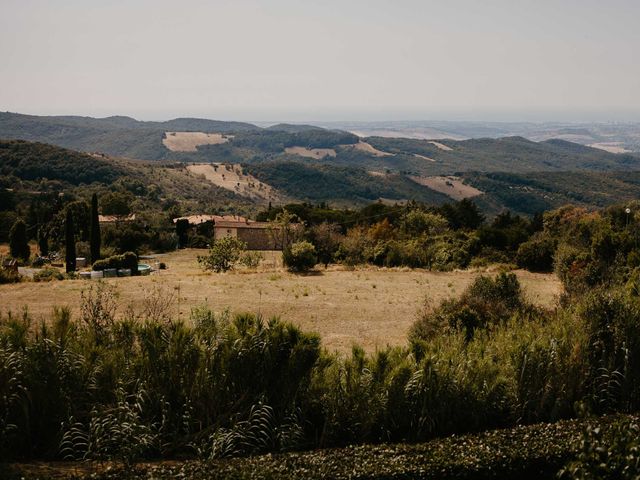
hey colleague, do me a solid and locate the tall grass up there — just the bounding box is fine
[2,277,640,463]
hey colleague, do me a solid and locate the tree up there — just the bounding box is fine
[9,219,30,262]
[197,236,246,272]
[175,219,190,249]
[283,241,317,272]
[90,193,101,263]
[65,208,76,273]
[37,227,49,257]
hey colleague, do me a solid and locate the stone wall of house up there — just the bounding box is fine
[237,228,278,250]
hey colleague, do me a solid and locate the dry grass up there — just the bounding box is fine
[588,142,631,154]
[162,132,231,152]
[1,249,561,354]
[186,163,286,204]
[350,141,393,157]
[413,153,436,162]
[408,175,483,201]
[284,146,337,159]
[428,141,453,151]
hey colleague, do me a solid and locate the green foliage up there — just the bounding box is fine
[0,268,20,284]
[283,241,317,272]
[239,251,264,269]
[9,218,30,262]
[410,273,527,342]
[559,418,640,480]
[33,268,64,282]
[0,139,125,185]
[92,252,138,272]
[198,236,246,272]
[516,236,556,272]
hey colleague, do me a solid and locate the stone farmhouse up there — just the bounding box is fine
[172,215,277,250]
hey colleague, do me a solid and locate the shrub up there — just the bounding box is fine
[559,418,640,480]
[198,237,246,272]
[0,268,20,284]
[410,272,527,342]
[516,237,556,272]
[283,241,317,272]
[239,251,264,269]
[92,252,138,273]
[33,268,64,282]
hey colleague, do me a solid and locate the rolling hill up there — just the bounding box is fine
[3,112,640,216]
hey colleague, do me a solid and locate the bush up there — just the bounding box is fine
[92,252,138,273]
[559,418,640,480]
[239,251,264,269]
[283,241,317,272]
[516,237,556,272]
[33,268,64,282]
[0,268,20,284]
[198,237,246,272]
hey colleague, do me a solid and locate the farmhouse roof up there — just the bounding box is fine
[98,214,136,223]
[214,220,271,229]
[172,214,248,225]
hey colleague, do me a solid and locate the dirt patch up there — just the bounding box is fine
[1,250,561,355]
[349,141,393,157]
[186,163,285,204]
[163,132,231,152]
[414,153,436,162]
[409,175,483,201]
[588,142,631,154]
[428,141,453,151]
[285,146,337,159]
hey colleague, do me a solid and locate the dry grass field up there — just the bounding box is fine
[408,175,483,201]
[588,142,631,154]
[428,140,453,151]
[284,146,337,159]
[350,141,393,157]
[186,163,285,204]
[162,132,231,152]
[1,249,562,354]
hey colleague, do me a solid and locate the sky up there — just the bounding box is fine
[1,0,639,122]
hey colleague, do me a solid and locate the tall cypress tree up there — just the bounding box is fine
[9,219,30,262]
[90,193,101,263]
[65,208,76,273]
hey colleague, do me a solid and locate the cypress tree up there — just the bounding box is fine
[37,227,49,257]
[9,219,30,262]
[65,208,76,273]
[90,193,101,263]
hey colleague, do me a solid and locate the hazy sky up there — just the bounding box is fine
[1,0,639,122]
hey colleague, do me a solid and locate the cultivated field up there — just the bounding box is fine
[1,249,562,354]
[162,132,231,151]
[428,140,453,151]
[284,146,337,159]
[186,163,285,203]
[409,175,483,200]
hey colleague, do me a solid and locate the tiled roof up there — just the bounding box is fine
[172,215,248,225]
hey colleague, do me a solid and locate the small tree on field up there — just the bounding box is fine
[65,208,76,273]
[283,241,317,272]
[198,236,246,272]
[9,219,30,262]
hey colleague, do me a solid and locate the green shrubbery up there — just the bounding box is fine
[283,241,317,272]
[92,252,138,272]
[33,267,64,282]
[3,271,640,465]
[197,237,247,272]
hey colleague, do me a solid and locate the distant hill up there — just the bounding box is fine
[4,112,640,216]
